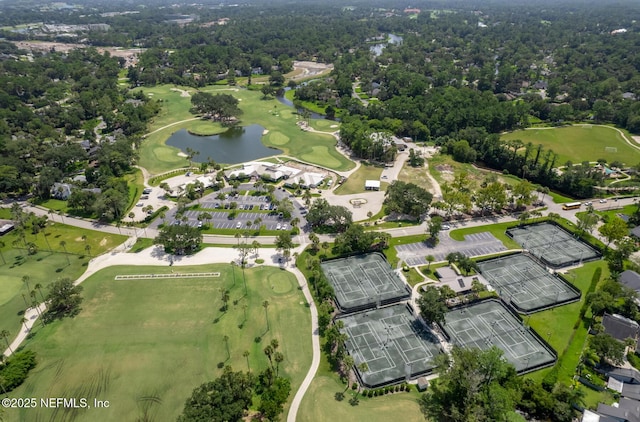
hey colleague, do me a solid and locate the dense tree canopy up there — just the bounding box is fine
[154,223,203,255]
[384,181,433,220]
[420,346,520,422]
[44,278,83,322]
[178,367,254,422]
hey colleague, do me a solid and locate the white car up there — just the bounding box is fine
[441,224,451,230]
[281,224,288,231]
[236,222,242,229]
[276,223,282,230]
[599,199,607,203]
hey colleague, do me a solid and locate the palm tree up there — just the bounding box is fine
[343,355,355,391]
[81,234,87,245]
[230,261,236,286]
[321,242,330,256]
[0,330,11,354]
[251,240,261,258]
[263,300,270,331]
[274,351,284,377]
[84,244,91,257]
[22,275,30,292]
[234,232,241,245]
[426,255,435,270]
[34,283,45,302]
[243,350,251,372]
[223,335,230,360]
[59,241,70,265]
[0,240,5,265]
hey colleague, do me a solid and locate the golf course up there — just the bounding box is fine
[501,125,640,166]
[6,264,311,422]
[137,85,354,175]
[0,218,126,340]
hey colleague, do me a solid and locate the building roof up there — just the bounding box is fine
[596,401,640,422]
[620,270,640,292]
[623,384,640,401]
[603,313,640,342]
[365,180,381,189]
[608,368,640,384]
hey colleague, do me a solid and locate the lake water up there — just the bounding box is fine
[370,33,403,56]
[165,124,282,165]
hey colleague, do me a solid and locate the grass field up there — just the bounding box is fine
[137,85,354,174]
[501,125,640,166]
[297,353,423,422]
[334,163,385,195]
[0,249,90,347]
[0,213,126,338]
[7,264,311,421]
[525,261,611,408]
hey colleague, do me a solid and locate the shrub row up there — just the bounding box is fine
[362,383,412,397]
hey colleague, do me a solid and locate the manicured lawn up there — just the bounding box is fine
[501,125,640,167]
[125,168,145,214]
[0,219,126,338]
[297,352,423,422]
[137,85,354,174]
[448,221,522,250]
[0,249,90,345]
[525,261,609,386]
[334,163,385,195]
[126,237,155,253]
[7,264,311,422]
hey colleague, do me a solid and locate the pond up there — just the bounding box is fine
[165,124,282,165]
[370,33,403,56]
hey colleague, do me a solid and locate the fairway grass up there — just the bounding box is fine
[137,85,354,174]
[0,249,91,344]
[501,125,640,166]
[7,264,311,422]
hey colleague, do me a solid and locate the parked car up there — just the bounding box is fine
[276,223,282,230]
[442,224,451,230]
[143,188,152,194]
[236,222,242,229]
[281,224,288,231]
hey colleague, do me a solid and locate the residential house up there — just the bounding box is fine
[601,313,640,351]
[51,182,72,200]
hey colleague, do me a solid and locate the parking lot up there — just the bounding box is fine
[150,185,306,232]
[396,232,507,266]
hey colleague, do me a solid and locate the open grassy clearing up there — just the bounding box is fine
[8,264,311,422]
[524,261,612,407]
[297,351,423,422]
[334,163,385,195]
[428,153,521,187]
[0,249,90,345]
[501,125,640,166]
[137,85,354,174]
[398,162,435,193]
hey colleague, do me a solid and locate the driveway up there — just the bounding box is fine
[396,231,509,266]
